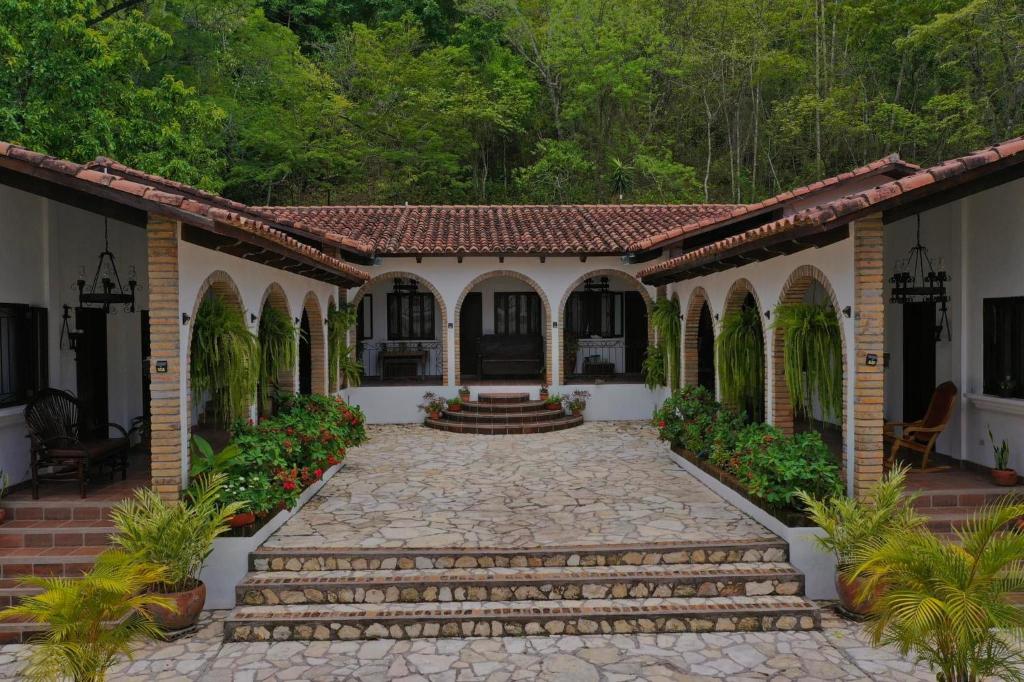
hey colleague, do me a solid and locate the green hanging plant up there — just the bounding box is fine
[716,306,764,421]
[190,294,259,426]
[650,297,681,390]
[771,303,843,423]
[328,303,363,388]
[642,343,666,389]
[258,305,297,392]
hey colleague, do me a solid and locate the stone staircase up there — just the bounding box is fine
[224,539,820,642]
[0,499,119,643]
[424,392,583,435]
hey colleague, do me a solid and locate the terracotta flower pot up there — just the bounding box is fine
[546,403,562,411]
[448,404,462,413]
[571,409,582,417]
[146,582,206,631]
[228,511,255,528]
[539,390,549,400]
[459,391,470,400]
[428,410,441,420]
[992,468,1019,486]
[835,573,881,618]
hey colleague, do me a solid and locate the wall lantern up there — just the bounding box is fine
[75,217,138,313]
[59,305,84,354]
[889,215,950,341]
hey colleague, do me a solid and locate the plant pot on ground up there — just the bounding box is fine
[228,511,256,528]
[539,385,549,400]
[545,395,563,411]
[563,390,590,417]
[988,426,1018,486]
[447,397,463,413]
[419,392,446,421]
[110,473,241,631]
[458,386,470,401]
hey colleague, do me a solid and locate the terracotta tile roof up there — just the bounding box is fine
[0,142,368,286]
[87,157,373,258]
[263,204,743,256]
[627,155,920,253]
[639,136,1024,283]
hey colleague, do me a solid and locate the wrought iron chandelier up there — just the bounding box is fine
[75,217,138,313]
[889,215,950,341]
[583,276,610,292]
[392,277,419,294]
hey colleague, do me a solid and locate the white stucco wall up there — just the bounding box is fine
[0,185,148,486]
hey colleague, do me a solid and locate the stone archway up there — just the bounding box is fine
[187,270,248,420]
[557,269,654,384]
[349,271,449,386]
[256,282,295,399]
[771,265,846,455]
[454,270,552,386]
[683,287,716,392]
[299,292,326,395]
[721,278,766,422]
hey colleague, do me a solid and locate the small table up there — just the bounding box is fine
[379,350,429,380]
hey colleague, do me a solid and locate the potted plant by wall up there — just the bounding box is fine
[191,294,259,427]
[458,385,471,401]
[538,385,549,401]
[797,465,923,617]
[419,392,446,420]
[544,394,563,411]
[0,550,172,681]
[988,426,1017,486]
[563,389,591,417]
[447,396,463,413]
[110,473,241,632]
[848,500,1024,682]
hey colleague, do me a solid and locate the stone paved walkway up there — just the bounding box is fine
[264,422,775,550]
[0,607,934,680]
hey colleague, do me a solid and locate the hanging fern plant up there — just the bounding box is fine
[771,303,843,423]
[190,294,258,426]
[650,297,681,390]
[642,344,666,389]
[258,305,297,396]
[328,303,363,388]
[716,305,764,421]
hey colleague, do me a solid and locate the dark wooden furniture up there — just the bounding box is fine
[24,388,130,498]
[478,334,544,377]
[380,349,429,379]
[885,381,958,471]
[582,357,615,376]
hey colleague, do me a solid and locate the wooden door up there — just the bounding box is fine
[902,302,936,421]
[460,292,482,378]
[75,307,107,432]
[623,292,647,374]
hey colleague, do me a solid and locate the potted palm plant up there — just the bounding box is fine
[849,500,1024,681]
[797,465,923,617]
[0,550,171,681]
[110,473,241,632]
[988,426,1017,486]
[419,392,446,420]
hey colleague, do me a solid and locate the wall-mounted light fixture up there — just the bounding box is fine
[764,309,771,319]
[842,306,852,318]
[181,312,191,325]
[59,305,84,354]
[250,312,258,324]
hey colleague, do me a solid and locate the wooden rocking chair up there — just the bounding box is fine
[885,381,958,471]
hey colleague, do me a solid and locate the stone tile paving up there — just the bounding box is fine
[0,606,937,680]
[263,422,776,551]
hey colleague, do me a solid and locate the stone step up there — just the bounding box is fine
[224,595,820,642]
[236,562,805,606]
[0,520,117,549]
[441,408,566,424]
[424,415,583,435]
[460,400,548,414]
[251,540,789,572]
[477,392,531,404]
[908,487,1022,510]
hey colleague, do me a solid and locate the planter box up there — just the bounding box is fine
[666,445,837,600]
[200,460,347,609]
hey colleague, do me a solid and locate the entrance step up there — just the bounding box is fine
[0,498,120,522]
[225,595,819,641]
[443,408,565,423]
[236,562,805,606]
[0,520,117,549]
[426,391,584,435]
[461,399,547,414]
[251,540,789,572]
[425,415,583,435]
[477,392,531,404]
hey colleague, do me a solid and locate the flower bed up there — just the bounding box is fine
[653,386,842,524]
[212,394,366,528]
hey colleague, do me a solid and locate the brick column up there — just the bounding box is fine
[147,217,183,501]
[853,213,885,498]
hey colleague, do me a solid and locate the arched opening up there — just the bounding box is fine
[772,265,845,459]
[684,287,716,392]
[455,271,551,385]
[298,309,312,394]
[298,293,326,395]
[559,270,652,384]
[719,280,766,423]
[697,303,716,393]
[349,273,447,386]
[257,283,294,416]
[326,295,339,393]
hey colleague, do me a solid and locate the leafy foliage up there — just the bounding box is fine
[716,306,764,422]
[849,500,1024,682]
[771,303,843,423]
[642,344,666,390]
[110,473,242,593]
[328,303,362,388]
[190,294,259,426]
[0,551,172,682]
[258,305,298,407]
[650,297,681,391]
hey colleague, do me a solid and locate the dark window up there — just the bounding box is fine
[387,293,435,340]
[357,295,373,340]
[0,304,48,407]
[566,292,623,338]
[494,292,541,336]
[983,297,1024,398]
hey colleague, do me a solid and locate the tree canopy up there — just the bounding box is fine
[1,0,1020,205]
